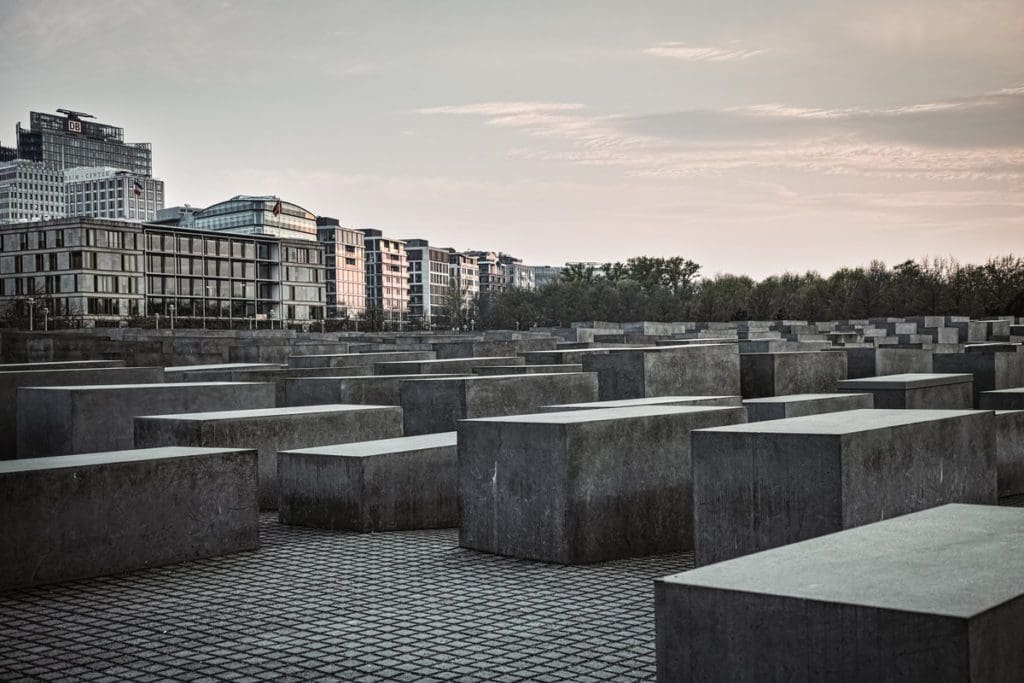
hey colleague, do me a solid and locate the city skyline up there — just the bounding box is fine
[2,0,1022,278]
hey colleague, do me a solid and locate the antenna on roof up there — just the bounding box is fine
[56,109,96,119]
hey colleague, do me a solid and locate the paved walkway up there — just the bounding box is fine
[0,515,692,682]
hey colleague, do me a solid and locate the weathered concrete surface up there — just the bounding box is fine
[540,395,742,412]
[472,364,583,375]
[980,388,1024,410]
[582,345,741,401]
[283,373,467,407]
[934,350,1024,406]
[838,373,973,409]
[655,504,1024,682]
[134,405,403,510]
[279,432,458,532]
[164,363,282,382]
[374,356,525,376]
[287,351,435,369]
[17,382,276,457]
[743,392,874,422]
[844,347,933,379]
[177,366,374,405]
[0,366,166,459]
[0,360,124,371]
[739,351,848,398]
[0,447,259,591]
[691,409,997,566]
[996,410,1024,497]
[402,373,600,435]
[459,405,747,564]
[520,349,613,365]
[431,338,557,359]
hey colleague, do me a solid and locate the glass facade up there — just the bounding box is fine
[17,112,152,176]
[0,160,65,224]
[361,229,408,321]
[194,196,317,242]
[0,217,325,322]
[316,217,366,318]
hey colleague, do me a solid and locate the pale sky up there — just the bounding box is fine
[2,0,1022,277]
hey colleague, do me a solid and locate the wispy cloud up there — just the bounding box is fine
[644,42,769,62]
[416,102,585,116]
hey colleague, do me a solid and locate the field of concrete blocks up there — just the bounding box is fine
[1,316,1023,681]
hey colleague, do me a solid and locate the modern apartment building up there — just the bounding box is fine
[0,160,65,224]
[531,265,563,288]
[64,166,164,222]
[405,239,453,324]
[0,217,325,323]
[449,250,479,308]
[12,110,152,176]
[361,229,408,325]
[316,216,366,319]
[466,250,534,295]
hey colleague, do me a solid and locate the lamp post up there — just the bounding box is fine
[42,307,49,332]
[169,303,176,331]
[26,297,35,332]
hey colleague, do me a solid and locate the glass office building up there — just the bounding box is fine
[316,217,366,319]
[15,111,152,176]
[194,196,317,242]
[0,217,325,323]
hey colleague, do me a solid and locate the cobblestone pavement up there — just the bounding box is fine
[0,515,693,682]
[4,497,1022,682]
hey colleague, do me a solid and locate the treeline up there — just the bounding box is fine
[476,256,1024,329]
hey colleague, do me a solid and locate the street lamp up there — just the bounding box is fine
[26,297,35,332]
[169,303,176,331]
[42,307,49,332]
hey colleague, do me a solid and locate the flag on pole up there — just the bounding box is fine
[272,199,283,216]
[133,179,144,197]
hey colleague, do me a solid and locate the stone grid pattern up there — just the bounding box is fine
[0,514,694,682]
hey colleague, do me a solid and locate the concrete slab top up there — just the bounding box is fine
[695,408,987,435]
[545,396,738,410]
[983,388,1024,395]
[463,404,739,425]
[283,432,457,457]
[296,373,463,382]
[137,404,395,421]
[659,504,1024,619]
[996,410,1024,416]
[165,363,282,372]
[839,373,974,390]
[606,343,736,354]
[379,356,519,365]
[742,393,873,404]
[20,382,272,391]
[0,446,254,474]
[400,373,589,383]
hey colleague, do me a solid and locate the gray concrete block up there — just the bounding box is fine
[0,366,166,459]
[0,447,259,591]
[287,351,435,369]
[540,395,742,412]
[743,393,874,422]
[980,388,1024,410]
[739,351,848,398]
[520,349,613,365]
[838,373,973,409]
[17,382,276,457]
[934,351,1024,406]
[691,409,997,566]
[582,344,741,401]
[283,373,466,407]
[655,504,1024,682]
[402,373,599,435]
[0,360,124,371]
[373,356,525,375]
[996,410,1024,497]
[472,364,583,375]
[164,363,281,382]
[458,405,747,564]
[431,338,557,358]
[134,404,403,511]
[844,347,933,379]
[279,432,457,531]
